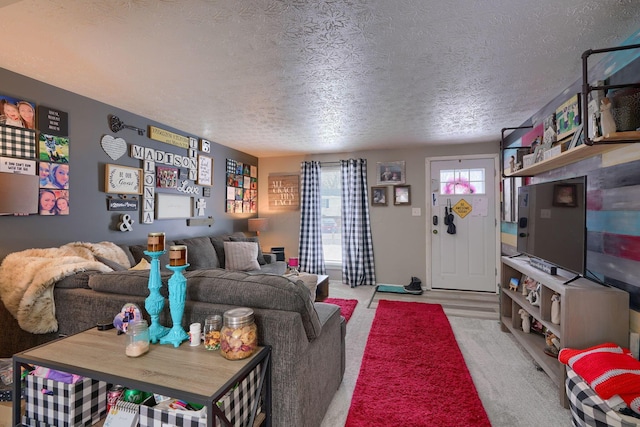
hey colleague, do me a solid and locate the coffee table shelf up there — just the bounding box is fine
[13,328,271,427]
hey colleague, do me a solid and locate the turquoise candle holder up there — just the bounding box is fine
[159,263,190,347]
[144,250,169,343]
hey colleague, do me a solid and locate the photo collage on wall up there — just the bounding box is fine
[225,158,257,213]
[0,94,69,215]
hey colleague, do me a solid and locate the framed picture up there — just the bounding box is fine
[156,165,178,189]
[393,185,411,205]
[555,93,581,141]
[377,161,405,185]
[371,186,387,206]
[104,164,142,195]
[553,184,577,207]
[197,155,213,186]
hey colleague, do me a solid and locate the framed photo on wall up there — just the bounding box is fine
[104,164,142,195]
[371,186,387,206]
[553,183,577,207]
[393,185,411,205]
[377,161,405,185]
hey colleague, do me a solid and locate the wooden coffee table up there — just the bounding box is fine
[315,274,329,302]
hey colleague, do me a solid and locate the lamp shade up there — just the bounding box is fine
[248,218,268,235]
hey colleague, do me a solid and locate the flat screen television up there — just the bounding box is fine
[516,176,586,275]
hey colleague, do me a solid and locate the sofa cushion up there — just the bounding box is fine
[173,236,219,270]
[229,236,266,265]
[224,242,261,271]
[55,271,102,289]
[88,270,170,297]
[210,235,234,268]
[185,269,322,341]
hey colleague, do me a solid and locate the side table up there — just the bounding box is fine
[13,328,271,427]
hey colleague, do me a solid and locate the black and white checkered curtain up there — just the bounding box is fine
[298,161,326,274]
[341,159,376,287]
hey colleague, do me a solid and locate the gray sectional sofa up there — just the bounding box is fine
[0,233,345,427]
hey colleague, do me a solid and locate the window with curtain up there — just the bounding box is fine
[320,165,342,264]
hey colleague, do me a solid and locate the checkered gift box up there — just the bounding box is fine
[0,124,36,159]
[23,375,107,427]
[139,365,262,427]
[566,367,640,427]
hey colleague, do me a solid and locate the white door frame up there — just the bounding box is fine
[424,154,500,292]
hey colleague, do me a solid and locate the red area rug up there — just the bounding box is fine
[345,300,491,427]
[323,297,358,323]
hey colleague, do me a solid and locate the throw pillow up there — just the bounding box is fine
[229,235,266,265]
[292,273,318,300]
[129,258,151,270]
[173,237,220,270]
[223,242,261,271]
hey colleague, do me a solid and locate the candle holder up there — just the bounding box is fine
[159,263,190,347]
[288,257,299,275]
[144,250,169,343]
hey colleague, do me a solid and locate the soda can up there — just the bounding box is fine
[107,385,124,412]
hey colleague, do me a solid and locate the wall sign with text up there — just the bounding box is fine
[268,174,299,211]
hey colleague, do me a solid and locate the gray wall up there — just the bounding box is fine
[0,67,257,260]
[258,142,498,286]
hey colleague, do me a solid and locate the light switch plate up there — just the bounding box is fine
[412,208,421,216]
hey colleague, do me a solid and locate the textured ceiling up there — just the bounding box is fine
[1,0,639,157]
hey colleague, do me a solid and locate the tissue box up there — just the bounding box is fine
[23,375,107,427]
[139,365,262,427]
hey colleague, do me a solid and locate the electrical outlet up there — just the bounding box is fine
[412,208,421,216]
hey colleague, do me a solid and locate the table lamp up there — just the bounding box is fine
[248,218,268,236]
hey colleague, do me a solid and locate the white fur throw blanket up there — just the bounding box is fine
[0,241,130,333]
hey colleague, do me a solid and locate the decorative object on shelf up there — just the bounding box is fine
[125,319,150,357]
[160,262,190,347]
[144,233,169,343]
[248,217,268,236]
[551,293,561,325]
[288,257,299,275]
[169,245,188,266]
[555,94,581,141]
[377,160,405,185]
[599,97,617,137]
[189,322,201,346]
[544,332,560,358]
[566,124,584,151]
[108,114,145,135]
[526,284,540,306]
[100,135,127,160]
[542,113,557,145]
[508,277,519,291]
[220,307,258,360]
[518,308,530,333]
[203,314,222,351]
[609,86,640,132]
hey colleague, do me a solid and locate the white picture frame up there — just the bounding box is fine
[155,193,192,219]
[197,155,213,186]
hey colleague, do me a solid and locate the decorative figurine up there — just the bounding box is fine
[519,308,531,333]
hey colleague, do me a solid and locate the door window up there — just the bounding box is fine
[439,169,485,194]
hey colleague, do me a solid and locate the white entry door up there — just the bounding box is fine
[427,156,498,292]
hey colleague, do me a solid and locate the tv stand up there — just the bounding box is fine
[500,256,629,407]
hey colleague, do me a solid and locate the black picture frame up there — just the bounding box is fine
[552,184,577,207]
[371,186,387,206]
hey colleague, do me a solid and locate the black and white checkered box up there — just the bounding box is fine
[566,367,640,427]
[0,124,36,159]
[22,374,107,427]
[139,365,262,427]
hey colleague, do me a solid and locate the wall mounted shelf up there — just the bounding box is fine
[504,142,633,177]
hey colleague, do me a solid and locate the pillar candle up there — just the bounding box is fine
[169,245,188,266]
[147,232,165,252]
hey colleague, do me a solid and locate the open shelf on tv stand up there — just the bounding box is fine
[499,255,629,408]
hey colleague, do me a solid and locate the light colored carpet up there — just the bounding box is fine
[321,281,572,427]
